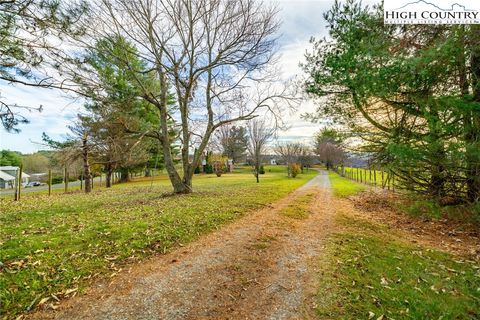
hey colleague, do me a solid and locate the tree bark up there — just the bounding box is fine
[156,68,191,194]
[105,164,113,188]
[82,133,92,193]
[255,153,260,183]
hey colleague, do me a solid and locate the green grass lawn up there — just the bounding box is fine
[316,179,480,319]
[0,166,316,318]
[328,171,366,197]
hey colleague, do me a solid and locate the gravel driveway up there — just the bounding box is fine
[30,170,334,320]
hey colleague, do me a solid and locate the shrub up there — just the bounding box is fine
[205,164,214,174]
[194,166,201,174]
[51,176,63,184]
[291,163,301,178]
[210,154,227,177]
[259,165,265,174]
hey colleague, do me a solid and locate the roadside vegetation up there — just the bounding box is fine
[319,171,480,319]
[317,213,480,319]
[328,172,366,198]
[304,1,480,204]
[0,167,315,318]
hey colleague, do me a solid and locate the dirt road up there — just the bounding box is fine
[31,170,334,320]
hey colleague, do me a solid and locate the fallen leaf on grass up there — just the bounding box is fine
[104,255,118,261]
[48,303,59,310]
[64,288,78,295]
[38,297,50,306]
[9,260,24,268]
[380,277,388,286]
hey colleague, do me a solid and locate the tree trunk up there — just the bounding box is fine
[82,133,92,193]
[105,164,113,188]
[156,70,193,194]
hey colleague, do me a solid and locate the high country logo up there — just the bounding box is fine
[384,0,480,24]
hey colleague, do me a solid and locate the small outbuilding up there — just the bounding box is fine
[0,166,30,189]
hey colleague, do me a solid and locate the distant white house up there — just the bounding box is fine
[0,166,30,189]
[270,159,277,165]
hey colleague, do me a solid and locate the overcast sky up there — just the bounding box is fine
[0,0,380,154]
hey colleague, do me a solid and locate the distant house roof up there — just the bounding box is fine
[0,170,15,181]
[0,166,30,178]
[0,166,19,170]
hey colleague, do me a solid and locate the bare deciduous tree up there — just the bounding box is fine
[42,123,93,193]
[275,142,303,177]
[313,129,345,170]
[247,118,274,183]
[63,0,298,194]
[297,144,314,172]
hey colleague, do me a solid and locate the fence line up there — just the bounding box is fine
[333,166,396,191]
[3,167,167,201]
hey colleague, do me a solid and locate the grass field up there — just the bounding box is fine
[328,171,366,197]
[0,166,316,318]
[318,174,480,319]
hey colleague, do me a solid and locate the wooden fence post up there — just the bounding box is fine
[48,169,52,196]
[14,169,18,201]
[64,167,68,193]
[80,172,83,190]
[17,164,23,201]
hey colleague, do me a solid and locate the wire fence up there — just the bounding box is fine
[332,166,397,191]
[1,167,163,201]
